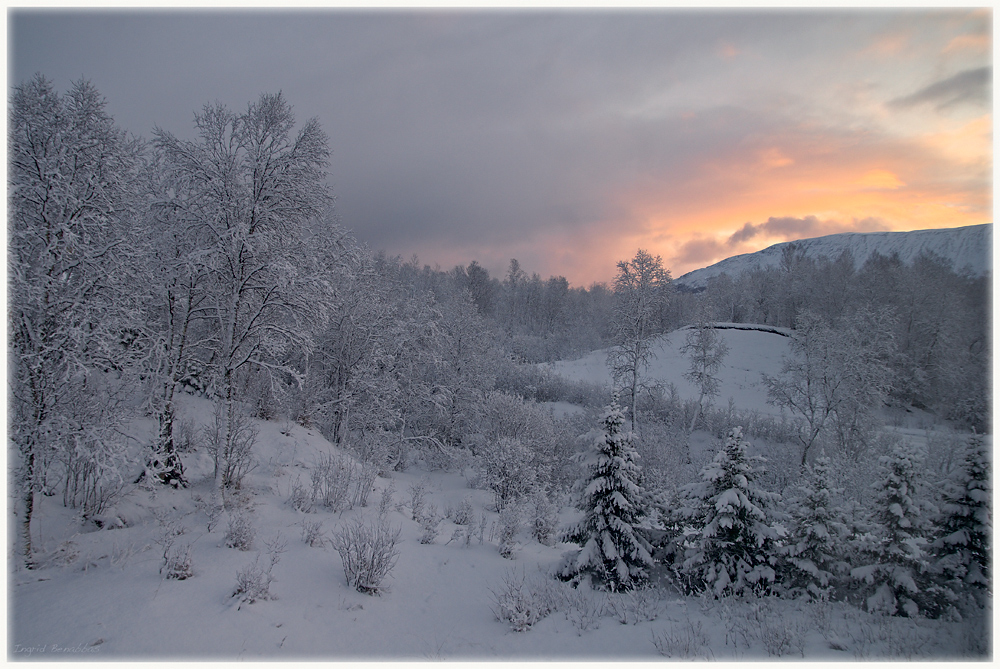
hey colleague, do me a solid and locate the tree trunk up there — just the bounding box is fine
[689,392,704,434]
[21,485,35,569]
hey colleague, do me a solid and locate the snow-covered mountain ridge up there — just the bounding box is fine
[674,224,991,291]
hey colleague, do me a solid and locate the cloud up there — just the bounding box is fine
[725,215,892,248]
[726,216,821,245]
[889,66,991,110]
[675,237,730,265]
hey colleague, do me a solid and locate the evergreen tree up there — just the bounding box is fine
[850,440,933,616]
[931,433,991,606]
[781,455,850,599]
[560,394,652,591]
[676,427,780,597]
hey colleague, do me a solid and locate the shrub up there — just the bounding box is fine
[288,475,313,513]
[232,535,286,607]
[482,437,537,512]
[163,544,193,580]
[447,496,475,525]
[489,568,554,632]
[497,505,521,559]
[418,504,440,544]
[312,452,356,512]
[530,491,559,547]
[225,511,256,551]
[301,519,326,547]
[206,404,259,490]
[651,620,711,659]
[408,478,428,521]
[331,516,401,595]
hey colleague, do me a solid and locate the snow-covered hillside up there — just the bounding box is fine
[674,224,991,291]
[544,324,792,416]
[10,390,982,660]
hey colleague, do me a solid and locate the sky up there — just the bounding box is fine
[8,9,992,287]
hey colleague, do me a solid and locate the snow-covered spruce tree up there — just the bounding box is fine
[780,455,851,599]
[560,395,652,592]
[850,439,934,617]
[931,433,991,607]
[675,427,780,597]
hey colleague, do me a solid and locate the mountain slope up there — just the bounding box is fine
[674,224,991,291]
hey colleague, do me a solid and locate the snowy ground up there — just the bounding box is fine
[543,325,790,416]
[9,329,987,660]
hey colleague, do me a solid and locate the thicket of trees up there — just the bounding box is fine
[10,72,990,627]
[699,247,989,431]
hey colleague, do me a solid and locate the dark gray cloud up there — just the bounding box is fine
[725,216,890,248]
[727,216,823,245]
[676,237,729,265]
[889,66,991,110]
[9,10,988,285]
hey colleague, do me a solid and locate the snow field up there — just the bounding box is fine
[544,326,790,416]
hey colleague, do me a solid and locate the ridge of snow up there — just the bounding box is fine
[674,224,992,291]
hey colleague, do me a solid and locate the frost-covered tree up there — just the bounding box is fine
[931,433,991,606]
[675,427,780,597]
[560,395,652,591]
[607,249,671,434]
[10,75,144,565]
[763,309,894,467]
[762,313,840,467]
[153,92,331,493]
[681,313,729,433]
[851,440,933,617]
[828,307,896,461]
[781,455,851,599]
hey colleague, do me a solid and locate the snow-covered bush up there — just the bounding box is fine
[607,583,662,624]
[497,505,522,559]
[446,496,476,525]
[233,535,286,607]
[300,519,326,547]
[377,483,395,520]
[488,568,554,632]
[651,620,711,659]
[206,404,259,490]
[930,432,991,607]
[481,437,538,512]
[675,426,780,597]
[850,440,933,616]
[781,455,851,599]
[560,395,652,592]
[312,452,356,512]
[288,476,313,513]
[225,511,257,551]
[163,544,193,580]
[234,556,273,605]
[408,478,428,521]
[753,599,808,657]
[530,491,559,546]
[331,516,401,595]
[418,504,440,544]
[563,584,607,632]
